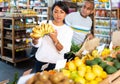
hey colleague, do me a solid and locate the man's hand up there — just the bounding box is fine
[87,33,94,40]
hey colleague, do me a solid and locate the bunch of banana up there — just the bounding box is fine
[30,23,55,38]
[0,0,3,2]
[98,0,109,3]
[82,53,94,62]
[71,0,83,3]
[77,0,83,3]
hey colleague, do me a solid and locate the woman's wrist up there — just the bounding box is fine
[54,40,59,46]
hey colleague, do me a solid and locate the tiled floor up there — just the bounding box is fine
[0,57,35,83]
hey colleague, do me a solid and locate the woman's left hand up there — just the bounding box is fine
[49,30,58,42]
[49,30,63,51]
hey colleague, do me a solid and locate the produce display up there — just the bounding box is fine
[30,23,55,38]
[21,9,37,15]
[61,57,107,84]
[24,45,120,84]
[0,0,9,2]
[98,0,109,2]
[71,0,83,3]
[26,71,78,84]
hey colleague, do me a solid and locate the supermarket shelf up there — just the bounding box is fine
[1,55,30,63]
[96,26,110,29]
[95,17,117,20]
[37,15,48,17]
[95,34,110,38]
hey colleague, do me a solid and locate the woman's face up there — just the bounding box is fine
[52,6,66,23]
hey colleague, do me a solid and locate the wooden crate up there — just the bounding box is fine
[100,70,120,84]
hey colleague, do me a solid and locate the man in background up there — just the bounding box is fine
[65,0,94,45]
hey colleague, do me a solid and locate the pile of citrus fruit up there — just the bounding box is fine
[61,57,108,84]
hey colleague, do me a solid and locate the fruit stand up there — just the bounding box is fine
[17,47,120,84]
[17,30,120,84]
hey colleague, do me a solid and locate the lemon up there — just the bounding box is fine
[89,80,98,84]
[61,69,71,78]
[74,58,84,67]
[92,65,103,71]
[78,70,86,77]
[74,56,80,60]
[92,50,99,57]
[92,67,103,77]
[78,65,86,71]
[85,71,96,81]
[86,81,90,84]
[101,71,108,79]
[74,77,85,84]
[86,66,92,72]
[67,61,76,71]
[95,77,103,83]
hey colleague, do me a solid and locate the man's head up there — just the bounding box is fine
[80,0,94,18]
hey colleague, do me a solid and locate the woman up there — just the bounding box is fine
[31,1,73,72]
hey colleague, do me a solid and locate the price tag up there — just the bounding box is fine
[97,44,106,54]
[109,41,113,51]
[55,59,67,71]
[82,49,89,55]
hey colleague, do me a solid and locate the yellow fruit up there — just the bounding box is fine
[74,77,86,84]
[67,61,76,71]
[98,0,108,2]
[74,57,84,67]
[92,67,103,77]
[85,71,96,81]
[70,71,78,80]
[85,81,90,84]
[61,69,71,78]
[92,65,103,77]
[72,0,76,2]
[78,70,86,77]
[89,80,98,84]
[86,66,92,72]
[101,48,111,57]
[92,50,99,57]
[95,77,103,83]
[92,65,103,71]
[78,65,86,71]
[74,56,80,60]
[101,71,108,79]
[81,56,88,63]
